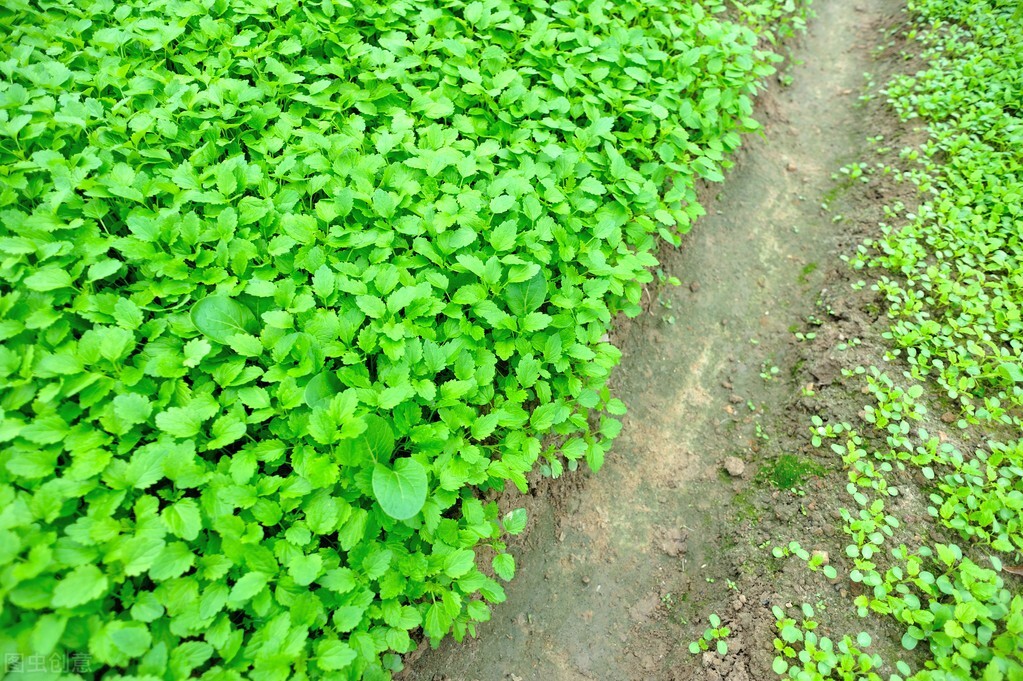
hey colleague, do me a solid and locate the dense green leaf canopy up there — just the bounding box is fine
[0,0,801,677]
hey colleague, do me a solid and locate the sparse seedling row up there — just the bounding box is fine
[771,0,1023,678]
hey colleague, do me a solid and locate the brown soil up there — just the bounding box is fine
[400,1,917,679]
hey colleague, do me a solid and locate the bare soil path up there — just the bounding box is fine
[405,0,905,678]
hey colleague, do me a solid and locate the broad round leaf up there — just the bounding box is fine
[190,296,258,344]
[305,371,344,409]
[372,459,428,520]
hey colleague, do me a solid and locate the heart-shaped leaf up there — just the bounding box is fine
[372,458,428,520]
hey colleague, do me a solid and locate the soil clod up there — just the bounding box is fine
[724,457,746,478]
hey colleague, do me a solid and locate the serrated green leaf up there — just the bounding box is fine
[182,338,211,367]
[24,268,73,291]
[289,553,324,586]
[162,499,202,541]
[155,407,205,439]
[228,572,269,607]
[87,258,123,281]
[227,333,263,356]
[356,295,387,318]
[316,640,357,671]
[445,549,476,578]
[304,371,343,409]
[492,553,515,581]
[109,623,152,658]
[504,272,547,316]
[52,564,108,609]
[489,194,516,214]
[502,508,527,535]
[112,393,153,428]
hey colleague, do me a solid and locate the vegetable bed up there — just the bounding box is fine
[0,0,806,678]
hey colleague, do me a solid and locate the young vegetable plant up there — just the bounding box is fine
[689,613,732,656]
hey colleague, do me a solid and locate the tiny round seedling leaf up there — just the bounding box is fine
[372,458,428,520]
